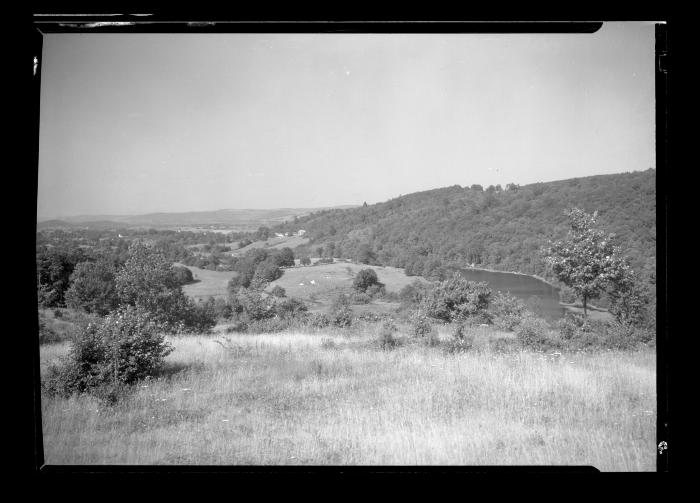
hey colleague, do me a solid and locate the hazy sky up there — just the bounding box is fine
[37,23,656,219]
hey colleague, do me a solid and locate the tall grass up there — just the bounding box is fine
[39,330,655,470]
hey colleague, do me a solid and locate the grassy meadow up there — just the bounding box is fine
[175,265,239,302]
[267,261,427,312]
[39,327,656,469]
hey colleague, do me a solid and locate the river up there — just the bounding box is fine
[454,267,566,322]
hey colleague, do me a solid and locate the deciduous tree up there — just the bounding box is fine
[543,208,629,317]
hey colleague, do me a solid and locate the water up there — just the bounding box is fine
[454,268,565,322]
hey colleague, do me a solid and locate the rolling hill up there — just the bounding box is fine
[272,169,657,287]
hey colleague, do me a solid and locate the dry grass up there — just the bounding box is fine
[39,330,656,470]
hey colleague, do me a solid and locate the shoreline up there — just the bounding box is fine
[454,265,610,313]
[453,265,559,289]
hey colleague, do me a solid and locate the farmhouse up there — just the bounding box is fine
[297,229,306,236]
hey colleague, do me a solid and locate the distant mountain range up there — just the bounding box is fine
[37,206,358,230]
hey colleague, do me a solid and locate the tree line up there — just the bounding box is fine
[272,169,656,307]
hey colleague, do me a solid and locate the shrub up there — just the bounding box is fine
[308,312,331,328]
[421,274,492,323]
[274,297,308,320]
[515,315,553,349]
[353,269,381,292]
[399,280,428,306]
[212,297,233,320]
[557,313,584,340]
[179,298,218,334]
[329,294,353,327]
[272,247,295,268]
[252,260,283,285]
[377,319,397,349]
[366,283,386,298]
[300,256,311,266]
[408,310,434,338]
[489,292,527,331]
[351,291,372,304]
[43,305,173,398]
[172,265,195,286]
[65,259,120,316]
[444,323,473,353]
[53,308,63,319]
[270,285,286,298]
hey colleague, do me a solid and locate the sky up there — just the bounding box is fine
[37,23,656,219]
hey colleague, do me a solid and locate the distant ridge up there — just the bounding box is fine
[37,205,358,230]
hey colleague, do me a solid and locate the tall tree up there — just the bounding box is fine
[115,241,190,329]
[543,208,628,317]
[65,259,120,316]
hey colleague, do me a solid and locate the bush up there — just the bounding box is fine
[557,313,584,340]
[179,298,218,334]
[399,280,428,306]
[489,292,527,331]
[172,265,195,286]
[421,274,492,323]
[270,285,286,298]
[351,291,372,304]
[409,310,434,338]
[377,319,397,349]
[444,323,474,353]
[65,259,120,316]
[43,306,173,398]
[274,297,308,320]
[366,283,386,298]
[353,269,381,292]
[329,294,353,327]
[212,297,233,320]
[272,247,295,268]
[308,312,331,328]
[300,256,311,266]
[515,315,554,349]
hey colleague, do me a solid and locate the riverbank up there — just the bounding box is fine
[458,265,559,289]
[455,265,610,316]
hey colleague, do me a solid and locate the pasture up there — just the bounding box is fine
[39,328,656,469]
[175,264,238,302]
[267,261,427,311]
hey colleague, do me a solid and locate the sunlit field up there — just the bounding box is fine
[39,329,656,470]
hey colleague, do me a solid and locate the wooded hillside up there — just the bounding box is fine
[277,169,656,286]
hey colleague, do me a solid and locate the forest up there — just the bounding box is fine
[277,169,656,291]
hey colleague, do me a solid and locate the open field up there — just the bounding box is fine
[268,261,427,312]
[39,329,656,469]
[175,264,239,302]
